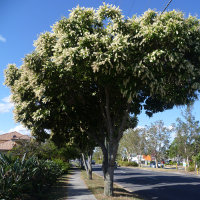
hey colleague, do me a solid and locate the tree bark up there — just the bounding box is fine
[82,152,93,180]
[82,153,88,171]
[187,156,189,167]
[104,164,114,196]
[87,151,93,180]
[128,153,131,163]
[80,156,84,169]
[101,139,118,196]
[100,87,131,196]
[155,158,158,168]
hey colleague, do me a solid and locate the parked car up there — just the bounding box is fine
[157,162,164,168]
[150,161,156,168]
[91,160,95,165]
[150,161,164,168]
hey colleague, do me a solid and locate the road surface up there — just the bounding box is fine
[93,165,200,200]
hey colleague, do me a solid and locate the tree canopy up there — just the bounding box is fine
[5,4,200,196]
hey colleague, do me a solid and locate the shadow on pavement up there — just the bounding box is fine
[134,183,200,200]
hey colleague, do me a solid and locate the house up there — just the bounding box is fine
[0,131,31,153]
[130,154,152,165]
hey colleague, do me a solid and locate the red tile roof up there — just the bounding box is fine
[0,131,31,151]
[0,131,30,141]
[0,140,16,151]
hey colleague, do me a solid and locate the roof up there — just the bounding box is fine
[0,140,16,151]
[143,155,152,161]
[0,131,30,141]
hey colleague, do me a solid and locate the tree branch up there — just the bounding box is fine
[100,100,110,134]
[117,103,131,142]
[105,87,113,138]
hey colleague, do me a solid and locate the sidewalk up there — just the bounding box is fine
[67,168,97,200]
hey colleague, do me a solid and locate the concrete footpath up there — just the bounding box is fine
[67,168,97,200]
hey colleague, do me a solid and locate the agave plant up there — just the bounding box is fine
[0,153,63,199]
[0,153,30,199]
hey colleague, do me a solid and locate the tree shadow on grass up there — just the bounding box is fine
[32,173,70,200]
[89,186,142,199]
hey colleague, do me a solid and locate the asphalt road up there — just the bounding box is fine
[93,165,200,200]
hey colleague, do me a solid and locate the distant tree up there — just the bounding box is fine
[5,4,200,196]
[146,121,171,167]
[192,135,200,157]
[168,138,179,159]
[93,147,103,161]
[119,128,146,164]
[174,104,200,166]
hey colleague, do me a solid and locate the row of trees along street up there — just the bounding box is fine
[117,104,200,170]
[4,4,200,196]
[118,120,171,168]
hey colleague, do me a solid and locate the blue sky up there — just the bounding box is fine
[0,0,200,136]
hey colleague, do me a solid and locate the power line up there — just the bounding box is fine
[161,0,173,14]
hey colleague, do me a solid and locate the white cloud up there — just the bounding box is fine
[0,34,6,42]
[2,96,11,103]
[135,125,145,129]
[9,124,31,135]
[0,95,14,113]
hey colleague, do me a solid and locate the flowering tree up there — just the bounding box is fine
[5,4,200,196]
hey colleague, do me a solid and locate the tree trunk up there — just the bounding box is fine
[82,152,93,180]
[87,151,93,180]
[80,156,84,169]
[82,153,88,171]
[104,164,114,196]
[99,88,130,196]
[138,155,142,167]
[155,158,158,168]
[128,153,131,163]
[101,139,118,196]
[187,156,189,167]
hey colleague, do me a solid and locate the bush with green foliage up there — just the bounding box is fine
[10,139,79,162]
[95,159,103,164]
[0,153,63,200]
[168,161,177,165]
[53,158,71,173]
[118,160,139,167]
[187,165,195,172]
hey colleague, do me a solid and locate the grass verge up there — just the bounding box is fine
[81,171,143,200]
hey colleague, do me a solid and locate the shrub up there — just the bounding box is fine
[187,165,195,172]
[53,158,71,173]
[0,153,63,199]
[118,160,139,167]
[95,160,102,164]
[167,161,177,165]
